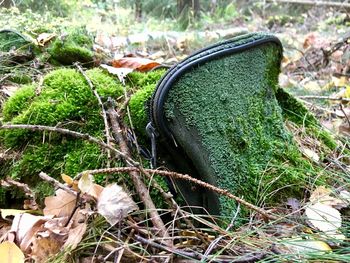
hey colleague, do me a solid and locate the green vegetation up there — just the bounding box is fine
[0,67,166,206]
[48,28,94,65]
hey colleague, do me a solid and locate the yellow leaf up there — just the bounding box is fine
[332,76,347,87]
[61,174,74,185]
[61,174,79,191]
[283,238,332,254]
[303,81,321,92]
[0,241,25,263]
[1,209,27,219]
[78,173,93,194]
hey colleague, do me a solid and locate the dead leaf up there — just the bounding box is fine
[10,213,48,245]
[305,203,343,240]
[87,184,104,200]
[97,184,138,225]
[31,236,62,263]
[282,238,332,254]
[0,241,25,263]
[78,173,93,194]
[63,223,87,249]
[100,64,133,85]
[309,186,347,209]
[111,57,160,72]
[43,189,76,218]
[36,33,56,46]
[61,174,79,192]
[301,148,320,163]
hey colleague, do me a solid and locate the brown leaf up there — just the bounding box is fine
[309,186,347,209]
[30,236,62,263]
[43,189,76,217]
[111,57,160,72]
[63,223,87,249]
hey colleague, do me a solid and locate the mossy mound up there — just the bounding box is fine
[127,39,339,219]
[0,67,165,206]
[47,28,94,65]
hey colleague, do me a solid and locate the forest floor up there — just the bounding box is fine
[1,2,350,262]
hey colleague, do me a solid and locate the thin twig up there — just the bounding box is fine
[1,178,38,209]
[39,172,77,196]
[144,169,209,245]
[340,104,350,127]
[0,124,138,167]
[78,167,279,221]
[202,204,241,261]
[135,235,203,259]
[106,99,171,243]
[298,95,350,102]
[266,0,350,8]
[74,62,112,167]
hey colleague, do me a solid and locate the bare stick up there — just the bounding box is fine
[1,178,39,209]
[39,172,77,196]
[106,100,171,242]
[340,104,350,127]
[266,0,350,9]
[0,124,138,167]
[75,62,112,167]
[298,95,350,102]
[135,235,202,259]
[78,167,279,221]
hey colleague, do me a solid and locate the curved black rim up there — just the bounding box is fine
[150,33,283,141]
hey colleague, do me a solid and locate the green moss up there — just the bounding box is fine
[128,84,156,137]
[127,69,166,88]
[48,28,94,65]
[127,69,166,138]
[0,66,170,208]
[276,88,318,126]
[0,68,124,198]
[2,85,36,121]
[162,42,315,218]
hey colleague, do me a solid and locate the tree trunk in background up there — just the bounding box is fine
[135,0,142,22]
[178,0,201,19]
[177,0,189,16]
[193,0,200,17]
[0,0,13,8]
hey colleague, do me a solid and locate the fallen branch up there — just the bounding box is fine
[298,95,350,102]
[0,123,138,167]
[1,178,38,209]
[75,62,112,167]
[135,235,203,259]
[78,167,279,221]
[105,99,171,243]
[266,0,350,9]
[39,172,77,196]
